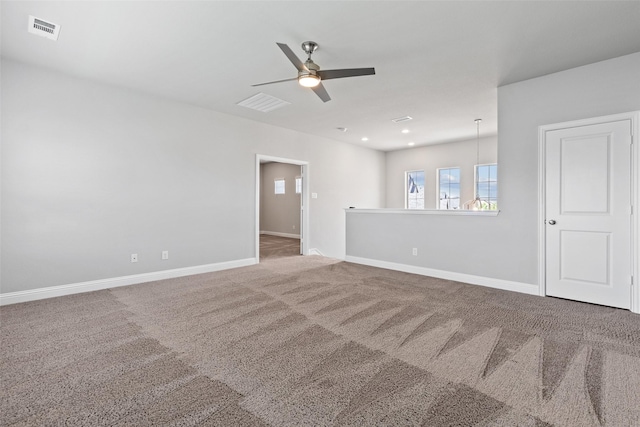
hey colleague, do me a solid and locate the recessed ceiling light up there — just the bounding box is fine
[402,129,410,134]
[408,142,415,146]
[361,137,369,142]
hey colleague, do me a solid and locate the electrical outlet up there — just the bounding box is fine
[412,248,418,256]
[131,253,138,263]
[162,250,169,260]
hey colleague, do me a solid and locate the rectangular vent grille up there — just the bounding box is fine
[34,18,55,33]
[28,15,60,41]
[237,93,290,113]
[391,116,413,123]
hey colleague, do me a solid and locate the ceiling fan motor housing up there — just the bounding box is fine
[298,60,320,87]
[304,59,320,74]
[300,60,320,78]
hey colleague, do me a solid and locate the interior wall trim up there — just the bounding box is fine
[345,255,539,296]
[0,258,258,306]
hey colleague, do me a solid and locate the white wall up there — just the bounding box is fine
[260,162,301,237]
[0,60,386,294]
[386,137,497,209]
[347,52,640,288]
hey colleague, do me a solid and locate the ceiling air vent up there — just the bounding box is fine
[391,116,413,123]
[237,93,290,113]
[28,15,60,41]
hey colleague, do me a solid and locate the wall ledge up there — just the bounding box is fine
[0,258,258,306]
[345,255,539,296]
[345,208,500,216]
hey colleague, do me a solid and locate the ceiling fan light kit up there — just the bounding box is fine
[298,71,320,87]
[298,75,320,87]
[252,40,375,102]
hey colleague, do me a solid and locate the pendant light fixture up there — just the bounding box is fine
[464,119,484,210]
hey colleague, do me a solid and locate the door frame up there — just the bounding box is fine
[256,154,310,260]
[538,111,640,313]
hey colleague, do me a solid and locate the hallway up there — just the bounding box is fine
[259,234,301,260]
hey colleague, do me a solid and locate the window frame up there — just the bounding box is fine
[474,163,498,210]
[405,170,425,209]
[295,176,302,194]
[274,178,285,195]
[437,167,461,210]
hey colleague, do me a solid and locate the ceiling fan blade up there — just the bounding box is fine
[251,77,298,87]
[277,42,307,72]
[311,82,331,102]
[317,68,375,80]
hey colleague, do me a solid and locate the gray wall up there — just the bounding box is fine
[348,52,640,286]
[347,211,506,279]
[386,137,497,209]
[1,60,386,294]
[260,162,301,236]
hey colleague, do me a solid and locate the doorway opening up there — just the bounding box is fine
[256,155,309,262]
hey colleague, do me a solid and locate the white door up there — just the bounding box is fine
[545,119,632,309]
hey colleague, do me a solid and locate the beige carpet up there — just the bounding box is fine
[2,255,640,426]
[259,234,301,260]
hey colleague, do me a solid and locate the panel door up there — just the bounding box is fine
[545,119,632,309]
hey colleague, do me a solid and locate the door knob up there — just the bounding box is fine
[548,220,556,225]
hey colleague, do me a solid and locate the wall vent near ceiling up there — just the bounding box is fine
[28,15,60,41]
[391,116,413,123]
[237,93,290,113]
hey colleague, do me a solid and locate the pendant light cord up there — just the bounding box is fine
[475,119,481,166]
[474,119,482,208]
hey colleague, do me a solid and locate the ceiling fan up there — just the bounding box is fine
[252,41,375,102]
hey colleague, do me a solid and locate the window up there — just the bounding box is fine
[405,170,425,209]
[438,167,460,209]
[475,164,498,210]
[274,178,285,194]
[295,176,302,194]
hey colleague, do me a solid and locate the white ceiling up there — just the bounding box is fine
[2,1,640,151]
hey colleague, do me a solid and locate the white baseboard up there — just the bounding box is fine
[345,255,539,296]
[0,258,258,306]
[308,248,324,256]
[260,231,301,239]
